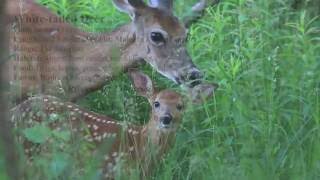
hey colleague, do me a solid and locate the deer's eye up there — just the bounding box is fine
[150,32,165,45]
[176,104,183,111]
[154,101,160,108]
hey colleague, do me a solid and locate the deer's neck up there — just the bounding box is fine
[6,0,148,102]
[79,23,144,66]
[63,23,146,100]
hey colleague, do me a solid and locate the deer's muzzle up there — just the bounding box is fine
[174,66,203,87]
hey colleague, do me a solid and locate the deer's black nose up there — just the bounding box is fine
[160,114,172,125]
[188,70,203,87]
[189,71,202,81]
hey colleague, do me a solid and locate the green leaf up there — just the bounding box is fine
[52,130,71,142]
[48,113,60,122]
[23,125,51,144]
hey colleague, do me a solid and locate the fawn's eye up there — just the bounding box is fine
[150,32,165,45]
[154,101,160,108]
[176,104,183,111]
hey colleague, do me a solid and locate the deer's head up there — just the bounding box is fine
[113,0,203,87]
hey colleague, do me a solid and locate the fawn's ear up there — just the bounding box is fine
[112,0,146,19]
[189,83,218,104]
[129,71,154,98]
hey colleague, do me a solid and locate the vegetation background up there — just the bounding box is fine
[1,0,319,179]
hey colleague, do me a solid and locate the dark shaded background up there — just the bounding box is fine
[0,0,21,179]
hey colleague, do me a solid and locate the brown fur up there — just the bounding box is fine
[4,0,203,103]
[10,71,184,179]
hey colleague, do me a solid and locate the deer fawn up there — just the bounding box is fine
[10,71,217,178]
[4,0,218,103]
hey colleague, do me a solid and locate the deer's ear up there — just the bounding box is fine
[129,70,154,98]
[148,0,173,11]
[112,0,146,19]
[189,83,218,104]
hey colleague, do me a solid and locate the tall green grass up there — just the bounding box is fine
[3,0,319,179]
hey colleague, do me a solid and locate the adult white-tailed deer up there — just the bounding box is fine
[4,0,218,103]
[10,71,217,179]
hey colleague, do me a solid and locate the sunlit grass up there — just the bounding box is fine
[3,0,319,179]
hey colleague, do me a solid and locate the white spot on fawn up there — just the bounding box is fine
[112,152,117,157]
[102,133,108,139]
[95,136,102,141]
[129,146,134,152]
[93,124,99,130]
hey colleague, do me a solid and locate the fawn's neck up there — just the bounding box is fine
[140,116,176,155]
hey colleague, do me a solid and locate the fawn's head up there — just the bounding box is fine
[113,0,203,87]
[129,70,218,132]
[130,71,184,132]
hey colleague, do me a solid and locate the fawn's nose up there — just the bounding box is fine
[188,70,203,87]
[160,114,173,125]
